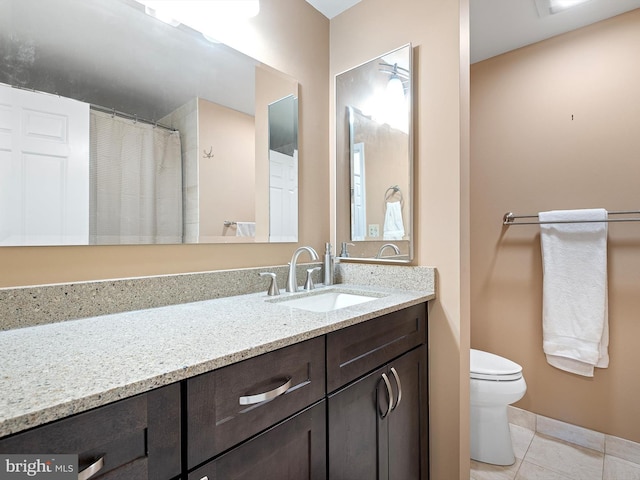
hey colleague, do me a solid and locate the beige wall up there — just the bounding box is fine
[331,0,470,478]
[471,9,640,443]
[351,112,410,239]
[0,0,330,288]
[198,99,255,240]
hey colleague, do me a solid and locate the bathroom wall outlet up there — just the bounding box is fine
[368,224,380,237]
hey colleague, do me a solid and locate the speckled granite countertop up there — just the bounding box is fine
[0,283,434,438]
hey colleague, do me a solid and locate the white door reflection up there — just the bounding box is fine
[0,85,89,246]
[268,95,298,242]
[351,142,366,241]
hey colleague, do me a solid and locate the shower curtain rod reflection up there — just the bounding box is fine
[3,83,177,132]
[503,211,640,225]
[90,104,177,132]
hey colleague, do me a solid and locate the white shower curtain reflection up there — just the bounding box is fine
[89,110,183,244]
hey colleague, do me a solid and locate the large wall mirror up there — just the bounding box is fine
[335,44,413,262]
[0,0,298,246]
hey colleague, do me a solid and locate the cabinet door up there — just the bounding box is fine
[327,364,387,480]
[388,345,428,480]
[0,383,181,480]
[328,346,428,480]
[188,400,326,480]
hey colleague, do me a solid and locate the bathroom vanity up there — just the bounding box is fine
[0,276,433,480]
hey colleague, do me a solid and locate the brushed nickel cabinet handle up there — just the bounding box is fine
[379,373,394,419]
[239,377,292,405]
[78,456,104,480]
[390,367,402,411]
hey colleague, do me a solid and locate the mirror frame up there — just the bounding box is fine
[335,44,414,263]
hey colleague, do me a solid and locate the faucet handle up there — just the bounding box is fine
[304,267,321,291]
[259,272,280,296]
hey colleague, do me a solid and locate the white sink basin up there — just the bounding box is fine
[272,291,379,313]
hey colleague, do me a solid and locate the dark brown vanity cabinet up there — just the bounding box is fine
[0,383,181,480]
[326,303,428,480]
[0,302,428,480]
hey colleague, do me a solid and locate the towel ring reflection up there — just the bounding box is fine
[385,185,404,209]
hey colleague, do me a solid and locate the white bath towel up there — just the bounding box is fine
[236,222,256,237]
[383,201,405,240]
[539,209,609,377]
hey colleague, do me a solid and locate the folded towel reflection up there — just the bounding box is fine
[236,222,256,237]
[539,209,609,377]
[383,201,404,240]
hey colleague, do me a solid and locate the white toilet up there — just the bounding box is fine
[470,349,527,466]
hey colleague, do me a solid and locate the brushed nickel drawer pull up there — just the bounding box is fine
[78,456,104,480]
[390,367,402,411]
[239,377,292,405]
[379,373,394,419]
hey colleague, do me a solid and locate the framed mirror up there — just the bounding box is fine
[335,44,413,262]
[0,0,298,246]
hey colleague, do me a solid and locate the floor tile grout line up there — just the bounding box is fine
[534,429,613,465]
[513,427,536,479]
[520,432,605,480]
[511,459,522,480]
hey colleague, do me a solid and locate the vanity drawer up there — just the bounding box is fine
[187,336,326,469]
[0,383,181,480]
[326,303,426,392]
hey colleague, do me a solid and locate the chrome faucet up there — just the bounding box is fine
[376,243,401,258]
[286,246,319,292]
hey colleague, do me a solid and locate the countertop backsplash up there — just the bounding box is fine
[0,262,435,331]
[336,262,435,291]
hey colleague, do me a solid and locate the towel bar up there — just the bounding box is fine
[503,211,640,225]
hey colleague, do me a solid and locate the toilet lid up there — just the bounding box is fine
[470,349,523,381]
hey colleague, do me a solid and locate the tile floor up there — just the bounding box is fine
[470,409,640,480]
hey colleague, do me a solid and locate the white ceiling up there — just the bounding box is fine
[305,0,361,18]
[306,0,640,64]
[470,0,640,63]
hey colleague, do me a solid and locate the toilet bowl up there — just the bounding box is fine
[470,349,527,466]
